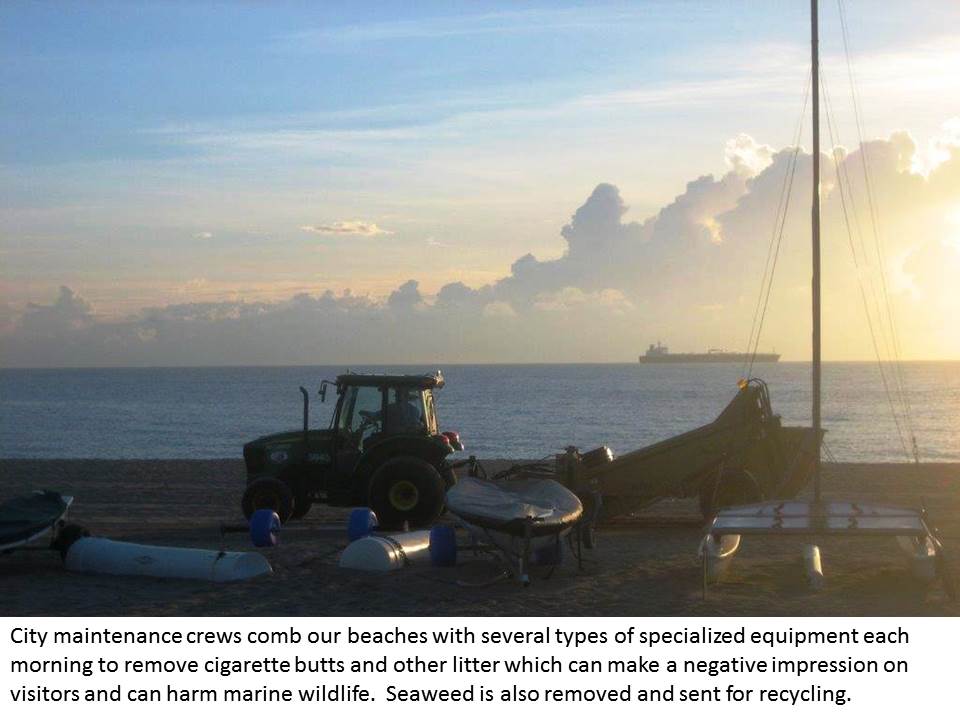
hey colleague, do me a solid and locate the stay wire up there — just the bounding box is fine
[820,70,911,461]
[743,74,810,380]
[837,0,918,460]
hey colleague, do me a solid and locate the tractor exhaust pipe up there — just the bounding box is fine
[299,386,309,444]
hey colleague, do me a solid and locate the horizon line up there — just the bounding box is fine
[2,359,959,371]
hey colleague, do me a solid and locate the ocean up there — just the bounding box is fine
[0,363,957,462]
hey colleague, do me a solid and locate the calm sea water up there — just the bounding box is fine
[0,363,957,462]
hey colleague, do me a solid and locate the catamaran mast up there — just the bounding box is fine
[811,0,822,503]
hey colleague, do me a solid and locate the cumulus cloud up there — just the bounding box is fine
[911,117,960,176]
[0,302,20,335]
[481,301,516,318]
[533,287,633,314]
[4,126,960,365]
[435,281,485,309]
[19,286,94,336]
[300,220,393,236]
[724,133,775,176]
[387,280,424,311]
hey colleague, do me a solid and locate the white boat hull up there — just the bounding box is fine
[698,534,741,582]
[896,535,937,584]
[803,543,825,589]
[64,538,272,582]
[700,500,951,597]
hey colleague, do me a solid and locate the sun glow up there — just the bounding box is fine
[947,208,960,253]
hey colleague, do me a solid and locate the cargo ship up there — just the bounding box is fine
[639,342,779,363]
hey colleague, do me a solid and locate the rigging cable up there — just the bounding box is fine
[742,75,810,380]
[820,69,911,460]
[743,1,919,464]
[836,0,919,462]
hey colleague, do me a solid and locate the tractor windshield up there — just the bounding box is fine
[338,385,383,447]
[335,382,439,445]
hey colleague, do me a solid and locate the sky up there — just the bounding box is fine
[1,0,959,366]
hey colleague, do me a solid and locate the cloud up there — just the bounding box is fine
[388,280,424,311]
[300,221,394,237]
[533,287,633,314]
[193,231,214,239]
[0,302,19,335]
[481,301,516,318]
[724,134,775,176]
[273,7,661,51]
[20,286,94,336]
[911,116,960,176]
[4,125,960,366]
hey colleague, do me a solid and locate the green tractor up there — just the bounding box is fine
[240,371,463,528]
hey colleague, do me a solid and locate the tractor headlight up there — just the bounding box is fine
[269,449,289,464]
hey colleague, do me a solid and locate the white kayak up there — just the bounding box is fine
[64,537,272,582]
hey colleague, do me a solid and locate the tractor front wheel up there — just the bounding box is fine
[368,456,445,529]
[290,493,313,520]
[242,476,294,524]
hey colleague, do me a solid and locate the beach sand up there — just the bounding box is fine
[0,459,957,616]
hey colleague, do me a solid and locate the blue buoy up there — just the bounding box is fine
[249,509,281,548]
[347,508,379,541]
[429,525,457,567]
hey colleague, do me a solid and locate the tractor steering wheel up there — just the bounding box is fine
[352,409,382,448]
[357,409,381,433]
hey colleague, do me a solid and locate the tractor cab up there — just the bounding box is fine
[333,373,443,453]
[241,371,462,527]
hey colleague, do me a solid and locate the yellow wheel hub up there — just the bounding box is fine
[389,480,419,512]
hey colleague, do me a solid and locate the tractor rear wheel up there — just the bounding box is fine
[699,468,761,521]
[368,456,445,529]
[242,476,294,524]
[278,468,314,520]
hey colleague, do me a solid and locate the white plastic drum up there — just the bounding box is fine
[339,530,432,572]
[64,537,272,582]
